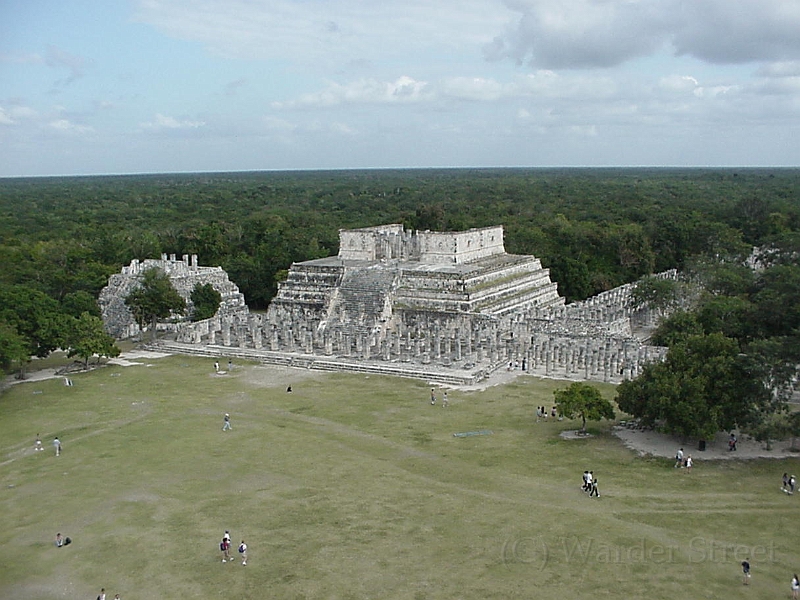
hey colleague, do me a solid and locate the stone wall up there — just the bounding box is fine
[337,224,504,264]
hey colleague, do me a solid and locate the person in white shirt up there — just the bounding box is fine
[238,540,247,565]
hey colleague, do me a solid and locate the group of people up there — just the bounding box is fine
[429,389,449,407]
[782,473,797,495]
[34,433,62,456]
[673,448,693,471]
[738,561,798,597]
[536,406,560,421]
[96,588,120,600]
[213,359,233,373]
[581,470,600,497]
[219,530,247,565]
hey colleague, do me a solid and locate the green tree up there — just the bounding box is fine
[554,382,615,433]
[0,284,66,359]
[696,295,754,343]
[65,312,120,369]
[617,334,763,440]
[650,310,703,347]
[124,268,186,340]
[190,283,222,321]
[61,290,101,318]
[0,322,30,373]
[631,276,679,318]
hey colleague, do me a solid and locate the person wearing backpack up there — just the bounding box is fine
[238,540,247,565]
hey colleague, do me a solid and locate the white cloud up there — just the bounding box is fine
[141,113,206,130]
[273,76,429,108]
[659,75,700,93]
[0,105,39,126]
[49,119,94,134]
[0,108,13,125]
[440,77,505,101]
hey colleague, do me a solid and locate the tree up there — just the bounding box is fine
[190,283,221,321]
[65,312,120,369]
[631,276,680,318]
[616,333,764,440]
[554,382,615,433]
[61,290,101,318]
[0,284,66,360]
[124,268,186,340]
[649,310,703,348]
[0,322,30,373]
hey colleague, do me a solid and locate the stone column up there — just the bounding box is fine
[221,321,231,347]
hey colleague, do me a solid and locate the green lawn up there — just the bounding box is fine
[1,355,798,599]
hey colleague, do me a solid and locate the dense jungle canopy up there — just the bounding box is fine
[1,168,798,309]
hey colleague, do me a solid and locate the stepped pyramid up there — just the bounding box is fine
[143,224,669,385]
[263,224,564,355]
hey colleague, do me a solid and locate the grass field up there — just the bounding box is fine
[1,354,798,599]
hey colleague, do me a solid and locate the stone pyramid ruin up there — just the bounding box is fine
[100,225,672,385]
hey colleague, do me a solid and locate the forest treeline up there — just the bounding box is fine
[2,168,798,310]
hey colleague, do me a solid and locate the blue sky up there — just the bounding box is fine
[2,0,800,176]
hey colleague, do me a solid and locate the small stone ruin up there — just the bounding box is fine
[100,225,673,385]
[98,253,247,338]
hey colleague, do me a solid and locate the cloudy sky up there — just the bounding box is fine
[2,0,799,176]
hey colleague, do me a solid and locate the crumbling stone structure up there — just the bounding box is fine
[98,253,247,338]
[116,224,673,385]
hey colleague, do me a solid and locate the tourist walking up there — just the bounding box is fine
[741,559,750,585]
[222,413,232,431]
[214,361,219,373]
[792,573,799,599]
[34,433,43,451]
[782,473,789,493]
[430,389,436,405]
[684,455,693,472]
[674,448,684,468]
[589,478,600,498]
[728,433,737,451]
[790,475,796,495]
[238,540,247,565]
[53,436,61,456]
[220,534,231,562]
[442,391,448,408]
[98,588,106,600]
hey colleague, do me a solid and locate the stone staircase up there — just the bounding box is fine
[325,266,399,337]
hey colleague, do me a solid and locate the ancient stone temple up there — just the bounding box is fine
[103,225,673,385]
